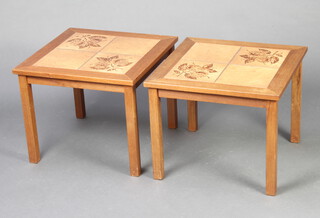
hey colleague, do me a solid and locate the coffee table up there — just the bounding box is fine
[13,28,177,176]
[144,37,307,195]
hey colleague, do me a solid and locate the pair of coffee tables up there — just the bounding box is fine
[13,28,307,196]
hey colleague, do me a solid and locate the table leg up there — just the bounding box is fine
[19,76,40,163]
[266,101,278,196]
[167,99,178,129]
[187,100,198,132]
[73,88,86,119]
[290,63,302,143]
[124,87,141,176]
[148,89,164,179]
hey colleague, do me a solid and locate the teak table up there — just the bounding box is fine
[13,28,177,176]
[144,37,307,195]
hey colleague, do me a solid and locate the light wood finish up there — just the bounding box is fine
[13,28,178,86]
[216,65,278,88]
[100,36,159,56]
[13,28,178,176]
[167,99,178,129]
[182,43,240,63]
[148,89,164,179]
[34,49,96,70]
[19,76,40,163]
[144,37,307,196]
[28,77,125,93]
[145,38,307,100]
[158,90,268,108]
[266,101,278,196]
[73,88,86,119]
[124,87,141,176]
[187,101,198,132]
[290,63,302,143]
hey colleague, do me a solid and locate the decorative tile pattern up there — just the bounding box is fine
[57,33,115,51]
[33,33,160,74]
[231,47,289,68]
[164,43,289,88]
[165,60,226,82]
[80,53,141,74]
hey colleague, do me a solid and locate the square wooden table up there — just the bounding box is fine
[13,28,177,176]
[144,37,307,195]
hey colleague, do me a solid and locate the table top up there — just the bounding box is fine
[13,28,177,86]
[144,38,307,100]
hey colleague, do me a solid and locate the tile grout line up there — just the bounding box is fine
[180,57,280,70]
[76,37,118,70]
[212,47,243,83]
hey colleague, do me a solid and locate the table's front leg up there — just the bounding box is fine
[291,63,302,143]
[124,87,141,176]
[266,101,278,196]
[148,89,164,179]
[19,76,40,163]
[73,88,86,119]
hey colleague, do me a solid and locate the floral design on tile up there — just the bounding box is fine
[173,63,218,80]
[240,49,283,65]
[66,34,108,49]
[90,55,133,71]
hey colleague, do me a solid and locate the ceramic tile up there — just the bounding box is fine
[164,59,227,83]
[57,33,115,52]
[33,49,95,69]
[182,43,241,63]
[231,47,290,68]
[100,37,159,56]
[80,53,142,74]
[215,64,278,88]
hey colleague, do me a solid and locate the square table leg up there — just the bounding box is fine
[187,100,198,132]
[266,101,278,196]
[19,76,40,163]
[167,99,178,129]
[290,63,302,143]
[124,87,141,176]
[73,88,86,119]
[148,89,164,179]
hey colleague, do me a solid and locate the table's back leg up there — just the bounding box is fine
[167,99,178,129]
[148,89,164,179]
[266,101,278,196]
[124,87,141,177]
[290,63,302,143]
[73,88,86,119]
[187,100,198,132]
[19,76,40,163]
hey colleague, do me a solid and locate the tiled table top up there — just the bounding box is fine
[13,28,177,86]
[144,38,307,100]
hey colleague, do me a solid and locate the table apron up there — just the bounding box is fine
[158,89,270,108]
[27,76,125,93]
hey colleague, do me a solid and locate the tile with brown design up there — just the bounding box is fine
[231,47,290,68]
[182,43,241,63]
[33,49,95,69]
[100,37,160,56]
[80,53,142,74]
[164,60,227,82]
[57,32,116,52]
[215,64,278,88]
